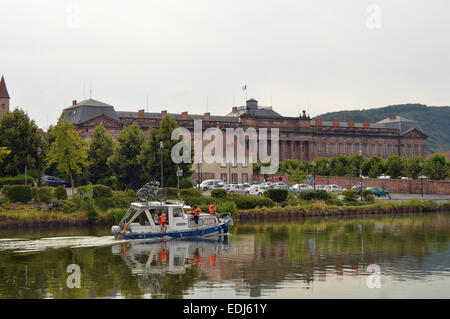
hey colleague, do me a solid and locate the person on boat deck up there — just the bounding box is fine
[193,206,201,225]
[209,202,216,215]
[158,213,167,233]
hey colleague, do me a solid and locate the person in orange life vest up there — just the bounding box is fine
[193,206,201,225]
[209,203,216,215]
[158,213,167,233]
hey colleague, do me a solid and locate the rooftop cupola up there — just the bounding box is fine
[246,98,258,110]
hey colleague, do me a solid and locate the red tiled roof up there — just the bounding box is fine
[0,76,10,99]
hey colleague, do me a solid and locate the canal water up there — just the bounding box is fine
[0,213,448,299]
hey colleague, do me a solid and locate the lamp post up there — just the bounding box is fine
[326,162,330,185]
[37,147,42,187]
[160,141,164,188]
[176,167,182,196]
[359,150,363,200]
[419,161,423,198]
[312,160,316,190]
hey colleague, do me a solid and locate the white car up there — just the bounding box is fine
[199,179,222,191]
[247,185,270,196]
[324,184,346,193]
[293,184,312,192]
[227,184,247,194]
[314,185,327,190]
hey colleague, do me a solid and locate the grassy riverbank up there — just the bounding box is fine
[0,198,448,229]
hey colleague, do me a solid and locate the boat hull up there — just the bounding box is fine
[121,219,231,240]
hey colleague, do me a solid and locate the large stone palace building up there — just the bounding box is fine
[63,98,427,183]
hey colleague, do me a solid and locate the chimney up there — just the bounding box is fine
[204,112,211,121]
[138,109,145,118]
[347,120,355,127]
[389,114,396,120]
[72,100,77,106]
[232,106,238,113]
[161,110,167,119]
[363,120,370,128]
[332,118,340,127]
[315,118,323,126]
[181,111,188,120]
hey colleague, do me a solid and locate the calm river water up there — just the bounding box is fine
[0,213,449,299]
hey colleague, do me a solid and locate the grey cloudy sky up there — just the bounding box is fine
[1,0,450,129]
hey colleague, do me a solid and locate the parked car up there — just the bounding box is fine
[366,187,390,197]
[247,184,270,196]
[199,179,222,191]
[314,185,327,190]
[41,175,69,187]
[352,185,367,195]
[227,184,247,194]
[324,184,346,193]
[293,184,313,192]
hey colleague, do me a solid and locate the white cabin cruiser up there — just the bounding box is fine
[111,200,233,240]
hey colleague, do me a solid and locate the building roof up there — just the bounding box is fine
[117,111,240,123]
[226,99,283,118]
[63,98,121,124]
[0,76,10,99]
[376,115,424,135]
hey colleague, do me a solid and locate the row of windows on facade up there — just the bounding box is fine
[219,173,248,184]
[315,143,424,156]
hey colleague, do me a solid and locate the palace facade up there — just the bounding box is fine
[63,98,427,183]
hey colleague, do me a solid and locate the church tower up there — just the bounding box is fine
[0,76,10,117]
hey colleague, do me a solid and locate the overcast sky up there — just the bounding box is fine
[1,0,450,130]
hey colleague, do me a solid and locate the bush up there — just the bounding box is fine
[164,187,179,197]
[75,185,94,199]
[211,189,227,199]
[216,201,236,215]
[55,185,68,200]
[182,195,212,207]
[230,195,275,209]
[81,199,99,223]
[95,197,115,211]
[299,190,331,201]
[342,190,359,202]
[32,186,54,203]
[58,199,77,213]
[263,189,288,202]
[362,189,375,203]
[111,191,135,208]
[92,185,113,198]
[5,185,33,203]
[110,208,127,224]
[180,188,203,197]
[179,178,193,189]
[0,175,35,188]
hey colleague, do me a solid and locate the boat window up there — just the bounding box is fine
[173,208,183,218]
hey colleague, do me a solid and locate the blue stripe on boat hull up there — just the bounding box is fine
[124,220,230,240]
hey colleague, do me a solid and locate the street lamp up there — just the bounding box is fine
[419,161,423,198]
[160,141,164,188]
[359,150,363,200]
[326,162,330,185]
[176,167,183,196]
[37,147,42,187]
[311,160,316,190]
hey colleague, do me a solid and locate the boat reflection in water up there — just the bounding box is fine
[112,236,230,277]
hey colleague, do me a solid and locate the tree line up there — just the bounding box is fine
[0,108,193,192]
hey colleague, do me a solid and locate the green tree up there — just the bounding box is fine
[286,167,308,187]
[0,108,44,176]
[0,146,11,164]
[313,158,329,176]
[329,155,348,176]
[385,155,404,179]
[362,156,384,178]
[87,125,114,183]
[423,154,449,180]
[108,124,145,189]
[47,115,88,195]
[138,115,192,187]
[403,156,423,179]
[346,154,363,177]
